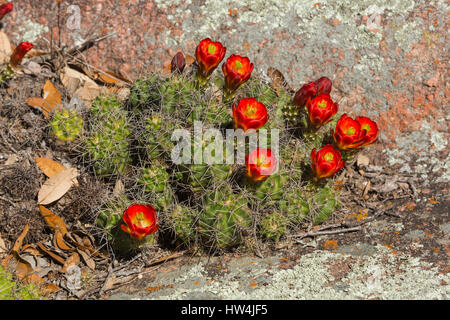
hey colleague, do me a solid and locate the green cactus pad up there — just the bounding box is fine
[166,205,198,245]
[138,166,175,211]
[50,109,83,142]
[199,188,252,249]
[85,94,131,177]
[259,212,288,242]
[312,187,339,225]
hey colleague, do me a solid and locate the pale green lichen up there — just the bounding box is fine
[13,20,49,43]
[394,21,424,51]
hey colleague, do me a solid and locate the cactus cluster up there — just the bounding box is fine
[82,70,342,253]
[70,44,349,254]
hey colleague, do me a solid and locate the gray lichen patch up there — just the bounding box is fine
[13,19,49,43]
[152,0,419,85]
[112,245,449,300]
[384,121,449,185]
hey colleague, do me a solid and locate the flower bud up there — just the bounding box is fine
[10,42,34,67]
[293,81,317,107]
[171,51,186,74]
[316,76,332,95]
[0,2,13,21]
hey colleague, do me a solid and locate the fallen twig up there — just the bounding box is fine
[145,250,186,267]
[292,226,362,240]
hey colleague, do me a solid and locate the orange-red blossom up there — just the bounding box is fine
[245,148,277,182]
[222,54,254,92]
[333,114,379,150]
[121,204,158,240]
[311,144,345,179]
[195,38,226,78]
[233,97,268,131]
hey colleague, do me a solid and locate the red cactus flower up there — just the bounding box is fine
[356,116,379,148]
[311,144,345,179]
[9,42,34,67]
[0,2,13,21]
[233,97,268,131]
[306,93,338,128]
[316,76,332,95]
[121,204,158,240]
[171,51,186,74]
[222,54,254,92]
[245,148,277,182]
[293,81,317,107]
[195,38,226,78]
[333,114,367,150]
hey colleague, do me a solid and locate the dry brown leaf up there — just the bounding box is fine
[39,206,68,236]
[36,242,65,265]
[12,224,29,254]
[60,66,96,93]
[21,244,41,256]
[113,179,124,196]
[16,258,34,280]
[54,230,72,251]
[98,70,130,86]
[25,97,52,118]
[74,81,103,105]
[0,232,7,255]
[267,67,289,95]
[23,273,45,286]
[37,167,78,205]
[77,249,95,270]
[0,31,12,65]
[26,80,62,118]
[43,80,62,107]
[60,252,80,273]
[35,157,67,178]
[104,276,116,291]
[185,55,195,67]
[41,283,60,296]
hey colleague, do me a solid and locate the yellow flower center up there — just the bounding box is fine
[346,126,356,135]
[132,212,150,228]
[245,104,257,117]
[317,100,328,109]
[361,124,371,132]
[256,154,268,167]
[207,44,217,54]
[324,152,334,162]
[234,60,243,70]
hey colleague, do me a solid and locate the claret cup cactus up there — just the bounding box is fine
[82,37,379,254]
